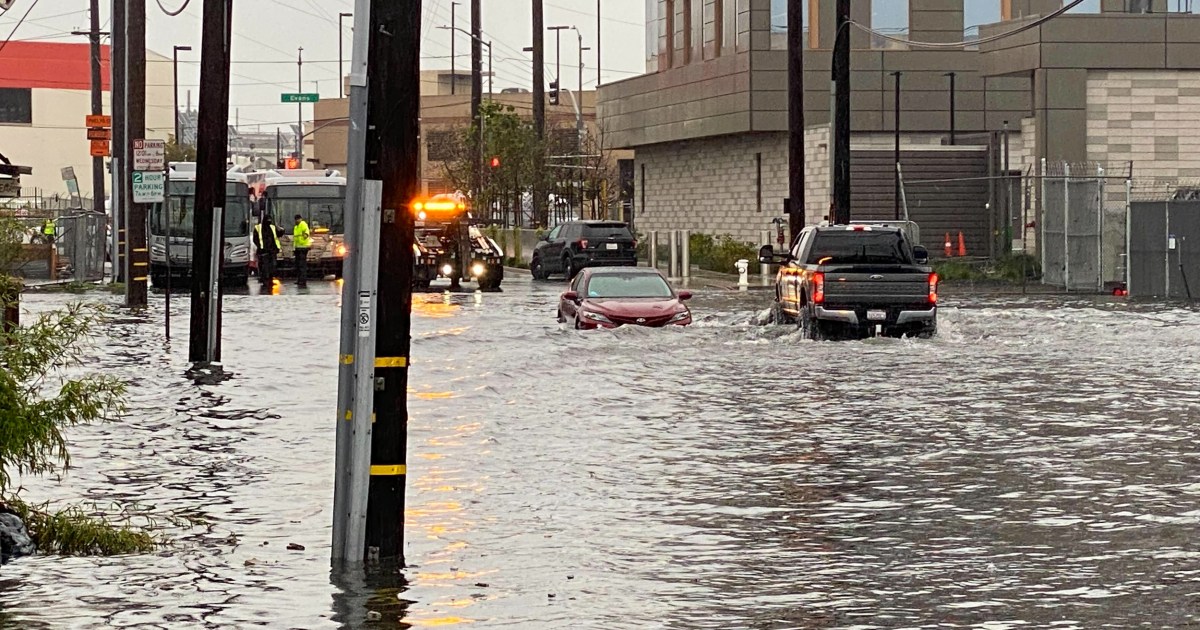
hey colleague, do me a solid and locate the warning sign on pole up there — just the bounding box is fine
[132,139,166,171]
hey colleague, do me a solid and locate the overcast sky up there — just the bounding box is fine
[0,0,646,132]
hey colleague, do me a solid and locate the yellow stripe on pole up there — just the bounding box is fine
[132,276,148,282]
[344,410,352,420]
[369,465,406,476]
[133,262,149,267]
[132,248,148,253]
[374,356,408,368]
[339,354,354,365]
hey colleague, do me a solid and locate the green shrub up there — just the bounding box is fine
[688,233,758,274]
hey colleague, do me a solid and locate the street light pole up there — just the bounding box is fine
[173,45,192,145]
[450,1,459,95]
[339,12,352,98]
[297,47,304,166]
[596,0,601,87]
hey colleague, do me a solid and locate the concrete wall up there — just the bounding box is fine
[635,132,789,244]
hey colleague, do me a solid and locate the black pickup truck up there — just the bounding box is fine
[759,224,938,339]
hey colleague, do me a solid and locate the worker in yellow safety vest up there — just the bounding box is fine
[292,214,311,288]
[41,218,55,244]
[253,215,282,288]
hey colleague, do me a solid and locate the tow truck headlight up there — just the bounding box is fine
[417,210,427,221]
[336,244,347,257]
[441,264,453,276]
[471,263,485,277]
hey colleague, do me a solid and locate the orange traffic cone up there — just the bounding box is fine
[944,233,953,257]
[957,231,967,257]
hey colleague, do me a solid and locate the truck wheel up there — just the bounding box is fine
[771,300,794,325]
[799,303,822,341]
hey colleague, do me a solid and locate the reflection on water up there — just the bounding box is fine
[3,281,1200,628]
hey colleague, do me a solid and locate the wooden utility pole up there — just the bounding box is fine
[88,0,106,214]
[112,0,126,283]
[363,0,420,564]
[471,0,482,204]
[787,0,804,240]
[532,0,546,226]
[125,0,148,307]
[832,0,851,224]
[189,0,233,364]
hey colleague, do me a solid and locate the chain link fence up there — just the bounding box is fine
[1127,178,1200,299]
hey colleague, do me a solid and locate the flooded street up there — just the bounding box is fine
[4,275,1200,629]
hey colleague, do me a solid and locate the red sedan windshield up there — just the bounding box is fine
[586,274,673,298]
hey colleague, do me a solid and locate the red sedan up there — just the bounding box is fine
[557,267,693,329]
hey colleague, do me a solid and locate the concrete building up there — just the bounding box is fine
[599,0,1200,257]
[0,41,174,201]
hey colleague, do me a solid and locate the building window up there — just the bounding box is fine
[682,0,693,64]
[722,0,735,51]
[0,88,32,125]
[647,0,659,71]
[708,0,723,60]
[871,0,909,49]
[770,0,809,50]
[426,130,456,162]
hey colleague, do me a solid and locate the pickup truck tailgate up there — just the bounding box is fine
[823,269,930,307]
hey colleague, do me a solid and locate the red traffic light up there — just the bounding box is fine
[490,156,500,168]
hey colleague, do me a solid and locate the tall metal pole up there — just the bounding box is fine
[333,0,374,566]
[112,0,126,283]
[126,0,148,308]
[596,0,601,87]
[339,12,352,98]
[189,0,232,364]
[787,0,805,241]
[891,71,901,221]
[297,47,304,166]
[832,0,851,224]
[488,41,493,97]
[945,71,956,145]
[450,2,458,95]
[532,1,546,225]
[88,0,106,214]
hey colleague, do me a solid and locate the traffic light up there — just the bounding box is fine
[548,80,559,106]
[490,156,500,168]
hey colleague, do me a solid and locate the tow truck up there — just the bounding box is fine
[760,223,937,339]
[412,194,504,291]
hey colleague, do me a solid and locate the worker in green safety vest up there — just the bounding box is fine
[41,218,55,244]
[293,214,311,288]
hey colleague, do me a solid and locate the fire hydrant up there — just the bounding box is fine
[735,259,750,288]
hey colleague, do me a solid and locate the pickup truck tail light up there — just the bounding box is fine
[928,272,939,304]
[812,271,825,305]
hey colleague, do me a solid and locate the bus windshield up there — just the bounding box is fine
[268,185,345,234]
[153,180,250,239]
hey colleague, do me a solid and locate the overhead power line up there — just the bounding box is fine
[0,0,41,56]
[155,0,191,17]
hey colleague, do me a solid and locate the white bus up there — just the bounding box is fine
[149,163,253,287]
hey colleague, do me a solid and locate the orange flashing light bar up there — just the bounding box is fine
[411,199,466,213]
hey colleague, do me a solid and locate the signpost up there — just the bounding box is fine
[61,166,82,208]
[131,170,165,203]
[87,115,112,160]
[280,93,320,103]
[132,138,166,171]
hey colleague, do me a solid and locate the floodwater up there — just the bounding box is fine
[3,276,1200,629]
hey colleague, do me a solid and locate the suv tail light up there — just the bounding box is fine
[928,272,939,304]
[577,239,589,249]
[812,271,825,305]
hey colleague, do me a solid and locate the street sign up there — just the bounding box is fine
[131,170,165,203]
[86,114,112,128]
[87,128,112,141]
[280,93,320,103]
[90,140,110,157]
[60,166,76,181]
[132,138,166,171]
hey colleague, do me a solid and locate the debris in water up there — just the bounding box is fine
[287,543,305,551]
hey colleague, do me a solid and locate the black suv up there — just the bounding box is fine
[531,220,637,280]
